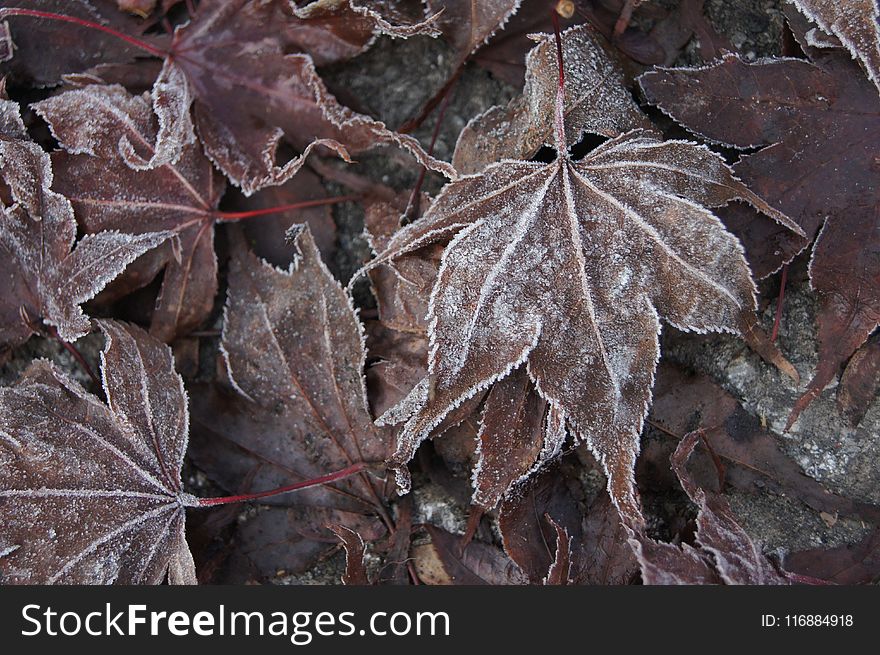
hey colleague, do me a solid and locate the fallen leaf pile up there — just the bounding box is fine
[0,0,877,586]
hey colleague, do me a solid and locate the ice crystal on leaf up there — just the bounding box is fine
[0,93,169,350]
[789,0,880,96]
[454,23,651,174]
[368,25,804,524]
[132,0,456,194]
[0,321,197,585]
[34,83,225,343]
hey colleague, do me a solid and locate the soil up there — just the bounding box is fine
[2,0,877,584]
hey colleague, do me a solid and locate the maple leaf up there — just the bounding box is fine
[0,320,197,584]
[498,460,639,584]
[638,12,880,428]
[628,431,790,585]
[425,0,522,65]
[291,0,442,65]
[0,0,166,87]
[33,83,225,342]
[157,0,456,192]
[367,24,802,525]
[789,0,880,96]
[0,92,169,351]
[188,227,396,580]
[453,23,652,174]
[0,0,456,194]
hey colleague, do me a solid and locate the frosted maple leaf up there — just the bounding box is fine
[364,25,804,524]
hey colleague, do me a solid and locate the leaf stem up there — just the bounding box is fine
[194,462,368,507]
[214,195,359,222]
[403,79,457,221]
[43,324,101,389]
[0,8,169,58]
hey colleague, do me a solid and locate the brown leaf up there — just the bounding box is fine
[0,320,197,584]
[34,83,225,342]
[454,23,651,174]
[188,227,394,578]
[470,0,578,86]
[117,0,155,18]
[291,0,441,65]
[425,0,521,65]
[837,332,880,427]
[789,0,880,95]
[414,525,527,585]
[784,527,880,584]
[473,367,553,509]
[499,461,639,584]
[630,431,789,585]
[328,524,371,585]
[639,31,880,427]
[0,93,169,349]
[650,363,880,525]
[373,118,800,526]
[0,0,167,86]
[155,0,454,193]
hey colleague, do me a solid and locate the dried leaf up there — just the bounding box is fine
[0,0,166,86]
[499,462,639,584]
[454,24,651,174]
[784,527,880,584]
[789,0,880,95]
[328,524,371,585]
[117,0,155,18]
[650,363,880,525]
[291,0,441,65]
[639,33,880,427]
[150,0,454,193]
[34,84,225,342]
[425,0,522,64]
[188,227,394,578]
[414,525,527,585]
[0,94,169,348]
[0,320,197,584]
[836,332,880,427]
[373,118,800,525]
[630,431,789,585]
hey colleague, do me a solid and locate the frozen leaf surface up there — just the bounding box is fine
[150,0,454,193]
[639,34,880,428]
[188,228,395,578]
[0,320,197,584]
[291,0,441,65]
[34,84,225,342]
[790,0,880,95]
[425,0,522,64]
[0,95,169,349]
[454,24,651,174]
[372,121,801,524]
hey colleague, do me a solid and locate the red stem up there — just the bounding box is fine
[0,8,169,58]
[214,195,360,222]
[771,264,788,342]
[196,462,368,507]
[45,325,101,389]
[403,81,456,221]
